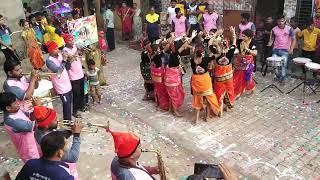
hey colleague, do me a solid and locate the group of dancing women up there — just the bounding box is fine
[140,27,257,124]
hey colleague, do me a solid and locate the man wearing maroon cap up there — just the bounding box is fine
[62,34,85,118]
[45,41,73,121]
[107,128,159,180]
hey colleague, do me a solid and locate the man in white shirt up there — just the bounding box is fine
[167,0,177,28]
[188,0,199,36]
[103,3,115,51]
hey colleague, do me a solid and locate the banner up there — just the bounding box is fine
[68,15,98,47]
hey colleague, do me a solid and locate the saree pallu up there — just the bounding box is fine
[151,67,169,110]
[164,67,185,109]
[214,63,235,108]
[28,46,44,69]
[233,55,255,98]
[191,73,220,115]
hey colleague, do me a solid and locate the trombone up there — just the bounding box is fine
[59,120,99,133]
[59,120,109,133]
[61,120,109,128]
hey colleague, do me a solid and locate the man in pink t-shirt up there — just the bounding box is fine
[45,41,73,121]
[236,12,256,41]
[172,8,189,38]
[3,60,40,113]
[62,34,85,118]
[267,14,296,84]
[199,5,221,34]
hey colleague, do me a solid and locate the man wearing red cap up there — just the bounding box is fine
[45,41,73,121]
[62,34,85,118]
[108,128,159,179]
[33,106,83,179]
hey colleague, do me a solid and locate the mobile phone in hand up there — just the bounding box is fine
[194,163,224,179]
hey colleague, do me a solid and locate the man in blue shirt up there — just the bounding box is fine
[16,131,75,180]
[0,14,19,61]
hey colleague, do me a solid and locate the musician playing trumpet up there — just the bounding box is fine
[45,41,73,121]
[62,34,86,118]
[3,59,40,113]
[107,128,160,180]
[32,102,84,179]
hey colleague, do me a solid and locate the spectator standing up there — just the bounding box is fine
[145,7,160,43]
[103,3,115,51]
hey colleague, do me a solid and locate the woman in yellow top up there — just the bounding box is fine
[19,19,44,70]
[45,17,64,49]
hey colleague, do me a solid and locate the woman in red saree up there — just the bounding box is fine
[233,29,257,99]
[164,53,185,117]
[151,50,169,111]
[117,2,134,41]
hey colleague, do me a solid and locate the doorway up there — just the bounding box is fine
[255,0,284,19]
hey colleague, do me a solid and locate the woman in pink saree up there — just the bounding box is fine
[117,2,134,41]
[164,53,185,117]
[151,51,169,111]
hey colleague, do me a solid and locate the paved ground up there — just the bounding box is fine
[103,44,320,180]
[1,43,320,180]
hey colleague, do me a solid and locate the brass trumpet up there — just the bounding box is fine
[23,72,61,78]
[25,96,60,104]
[59,120,99,133]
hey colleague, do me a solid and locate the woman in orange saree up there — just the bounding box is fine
[164,53,185,117]
[191,50,220,124]
[233,29,257,99]
[210,27,237,115]
[151,51,169,111]
[20,19,44,70]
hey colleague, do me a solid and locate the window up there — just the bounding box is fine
[296,0,313,27]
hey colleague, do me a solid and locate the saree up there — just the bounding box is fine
[133,9,142,41]
[22,29,44,69]
[233,55,255,99]
[214,63,235,108]
[191,73,220,115]
[151,67,169,110]
[164,67,185,109]
[118,7,133,33]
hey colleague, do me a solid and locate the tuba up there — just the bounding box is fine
[141,149,167,180]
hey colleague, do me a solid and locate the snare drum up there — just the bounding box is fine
[267,57,283,67]
[305,62,320,72]
[293,57,312,65]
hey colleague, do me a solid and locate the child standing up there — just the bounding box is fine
[87,59,102,104]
